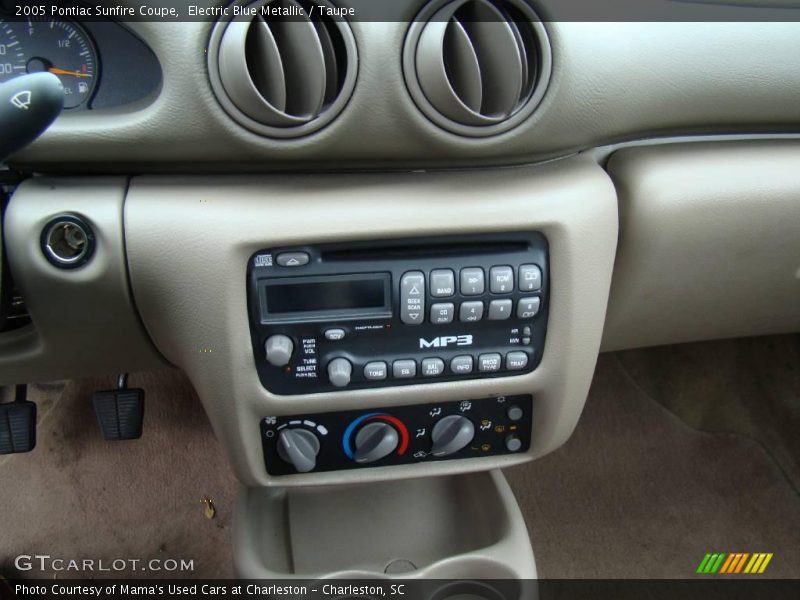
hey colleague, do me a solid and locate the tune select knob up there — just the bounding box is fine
[430,415,475,457]
[353,421,399,463]
[265,334,294,367]
[277,428,320,473]
[327,357,352,388]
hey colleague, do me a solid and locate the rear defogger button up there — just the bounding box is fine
[401,271,425,325]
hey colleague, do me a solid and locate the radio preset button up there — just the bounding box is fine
[364,361,388,380]
[393,359,417,379]
[460,267,485,295]
[400,271,425,325]
[506,351,529,371]
[459,301,484,322]
[488,299,512,320]
[324,328,346,341]
[265,334,294,367]
[517,297,541,319]
[276,251,310,267]
[478,353,502,372]
[327,357,352,387]
[430,269,455,297]
[450,355,474,374]
[519,264,542,291]
[422,358,445,377]
[489,266,514,293]
[430,302,455,324]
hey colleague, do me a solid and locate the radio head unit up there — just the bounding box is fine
[247,233,549,394]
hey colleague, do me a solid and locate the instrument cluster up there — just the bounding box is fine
[0,13,160,112]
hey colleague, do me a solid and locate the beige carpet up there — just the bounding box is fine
[0,370,237,579]
[505,338,800,579]
[1,336,798,579]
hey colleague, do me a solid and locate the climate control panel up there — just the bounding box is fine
[260,394,533,475]
[247,233,549,394]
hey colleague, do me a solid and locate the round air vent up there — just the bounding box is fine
[403,0,551,137]
[207,0,357,138]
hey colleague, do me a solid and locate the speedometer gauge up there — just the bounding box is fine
[0,18,98,109]
[0,20,27,80]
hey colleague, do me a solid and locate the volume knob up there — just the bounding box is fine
[265,334,293,367]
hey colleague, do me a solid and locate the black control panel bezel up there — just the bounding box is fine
[261,394,533,476]
[247,232,549,394]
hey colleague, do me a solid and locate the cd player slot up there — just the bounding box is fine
[321,241,528,262]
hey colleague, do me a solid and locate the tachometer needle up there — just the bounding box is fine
[47,67,92,78]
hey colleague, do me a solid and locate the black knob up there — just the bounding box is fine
[0,73,63,162]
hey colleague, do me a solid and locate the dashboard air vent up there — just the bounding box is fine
[404,0,551,137]
[208,0,357,138]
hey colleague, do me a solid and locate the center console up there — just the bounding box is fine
[118,159,617,488]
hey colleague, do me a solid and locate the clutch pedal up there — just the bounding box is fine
[0,384,36,454]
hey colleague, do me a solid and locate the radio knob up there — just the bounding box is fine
[430,415,475,457]
[327,357,352,388]
[276,428,320,473]
[265,334,294,367]
[353,421,399,463]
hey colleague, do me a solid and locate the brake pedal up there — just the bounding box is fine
[92,374,144,441]
[0,384,36,454]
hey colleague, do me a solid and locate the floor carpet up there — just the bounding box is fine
[0,370,237,579]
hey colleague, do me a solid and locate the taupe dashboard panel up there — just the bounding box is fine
[0,178,166,385]
[10,17,800,172]
[124,156,618,486]
[603,141,800,351]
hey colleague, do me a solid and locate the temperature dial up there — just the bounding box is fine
[353,422,398,464]
[343,413,409,464]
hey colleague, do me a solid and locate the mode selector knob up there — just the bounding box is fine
[353,422,399,463]
[265,334,293,367]
[277,428,320,473]
[327,357,352,388]
[431,415,475,457]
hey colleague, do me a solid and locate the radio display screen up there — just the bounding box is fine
[262,274,390,317]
